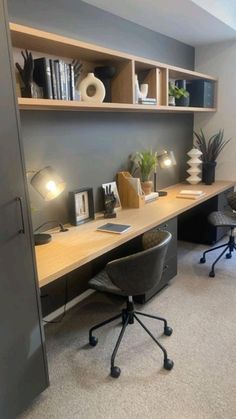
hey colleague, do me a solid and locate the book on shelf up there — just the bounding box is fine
[138,97,157,105]
[33,57,53,99]
[33,57,76,101]
[176,189,206,199]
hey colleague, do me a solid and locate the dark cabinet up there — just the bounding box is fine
[178,187,234,245]
[0,2,48,418]
[134,217,178,304]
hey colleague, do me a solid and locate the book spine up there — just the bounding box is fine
[44,58,53,99]
[58,60,67,100]
[66,63,71,100]
[33,57,53,99]
[54,60,61,99]
[50,59,58,99]
[70,64,75,100]
[64,62,69,100]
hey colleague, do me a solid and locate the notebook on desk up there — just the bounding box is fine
[176,189,206,199]
[96,223,131,234]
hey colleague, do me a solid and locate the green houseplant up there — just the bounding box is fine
[168,83,189,107]
[135,149,157,195]
[194,129,230,184]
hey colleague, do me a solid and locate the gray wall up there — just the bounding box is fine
[8,0,194,228]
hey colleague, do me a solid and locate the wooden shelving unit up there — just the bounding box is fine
[10,23,217,113]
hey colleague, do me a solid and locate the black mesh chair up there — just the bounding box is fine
[200,191,236,277]
[88,230,174,378]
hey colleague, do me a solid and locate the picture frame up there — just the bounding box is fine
[102,181,122,209]
[69,187,95,226]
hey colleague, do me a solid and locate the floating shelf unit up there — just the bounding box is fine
[10,23,217,113]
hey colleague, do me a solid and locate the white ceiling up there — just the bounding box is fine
[81,0,236,46]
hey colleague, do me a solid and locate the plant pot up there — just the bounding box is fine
[202,161,216,185]
[175,95,190,107]
[141,180,153,195]
[168,95,175,106]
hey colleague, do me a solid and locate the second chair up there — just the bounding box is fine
[88,229,174,378]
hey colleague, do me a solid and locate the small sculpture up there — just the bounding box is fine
[15,49,37,98]
[103,185,117,218]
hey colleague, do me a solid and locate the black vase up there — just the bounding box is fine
[202,161,216,185]
[175,96,190,107]
[94,66,116,102]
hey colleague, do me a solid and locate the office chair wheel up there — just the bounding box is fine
[164,358,174,371]
[226,253,232,259]
[89,336,98,347]
[110,366,121,378]
[200,257,206,264]
[164,326,173,336]
[209,270,215,278]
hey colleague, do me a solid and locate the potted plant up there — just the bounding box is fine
[135,149,157,195]
[194,129,230,184]
[169,82,190,106]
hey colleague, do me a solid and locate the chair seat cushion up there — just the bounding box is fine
[208,211,236,227]
[88,269,126,296]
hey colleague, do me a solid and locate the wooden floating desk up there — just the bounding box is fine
[36,181,235,288]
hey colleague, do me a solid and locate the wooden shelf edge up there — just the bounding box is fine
[10,22,217,82]
[17,98,216,113]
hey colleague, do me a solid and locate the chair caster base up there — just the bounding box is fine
[110,366,121,378]
[226,253,232,259]
[164,358,174,370]
[89,336,98,347]
[164,326,173,336]
[209,271,215,278]
[200,257,206,264]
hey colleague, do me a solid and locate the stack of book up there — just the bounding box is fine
[33,57,75,100]
[176,189,206,199]
[138,97,157,105]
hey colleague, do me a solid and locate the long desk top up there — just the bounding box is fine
[36,180,235,288]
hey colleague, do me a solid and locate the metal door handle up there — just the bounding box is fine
[16,196,25,234]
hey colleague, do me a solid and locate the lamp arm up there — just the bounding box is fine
[34,220,68,233]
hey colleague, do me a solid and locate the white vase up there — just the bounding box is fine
[140,83,148,99]
[78,72,105,103]
[186,148,202,184]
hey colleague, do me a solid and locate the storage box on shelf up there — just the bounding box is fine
[10,22,217,113]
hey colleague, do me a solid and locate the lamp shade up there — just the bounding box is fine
[157,151,176,169]
[30,166,66,201]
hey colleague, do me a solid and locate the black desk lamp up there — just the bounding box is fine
[154,151,176,196]
[30,166,66,245]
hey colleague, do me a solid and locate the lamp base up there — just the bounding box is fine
[157,190,168,197]
[34,233,52,246]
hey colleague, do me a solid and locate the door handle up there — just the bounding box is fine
[16,196,25,234]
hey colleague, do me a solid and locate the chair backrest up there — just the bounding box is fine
[106,230,171,296]
[227,191,236,211]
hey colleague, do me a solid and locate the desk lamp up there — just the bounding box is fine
[30,166,66,245]
[154,151,176,196]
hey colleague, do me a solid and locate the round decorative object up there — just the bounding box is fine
[186,148,202,184]
[78,72,105,103]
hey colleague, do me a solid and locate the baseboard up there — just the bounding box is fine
[43,289,95,323]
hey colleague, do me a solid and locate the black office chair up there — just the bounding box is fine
[200,191,236,277]
[88,230,174,378]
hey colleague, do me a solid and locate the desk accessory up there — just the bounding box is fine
[176,189,206,199]
[102,184,117,218]
[30,166,66,245]
[117,172,145,208]
[186,148,202,184]
[96,223,131,234]
[145,192,159,203]
[154,150,177,196]
[69,187,94,225]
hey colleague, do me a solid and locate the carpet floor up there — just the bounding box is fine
[20,240,236,419]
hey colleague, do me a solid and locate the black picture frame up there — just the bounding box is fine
[69,187,95,226]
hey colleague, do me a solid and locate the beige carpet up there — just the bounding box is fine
[20,241,236,419]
